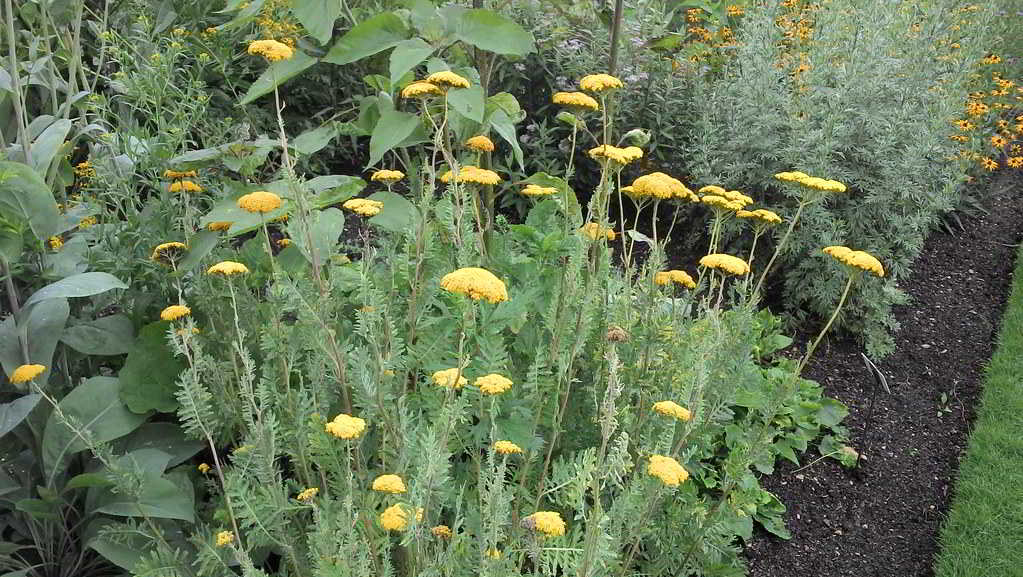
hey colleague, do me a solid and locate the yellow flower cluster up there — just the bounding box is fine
[247,39,294,62]
[579,222,616,241]
[475,373,512,395]
[736,209,782,225]
[401,82,443,99]
[151,241,187,263]
[699,253,750,276]
[652,400,692,421]
[73,161,96,179]
[580,73,624,93]
[440,267,508,303]
[520,184,558,196]
[494,440,523,454]
[215,531,234,547]
[630,172,697,201]
[198,463,211,474]
[208,221,233,232]
[296,487,319,501]
[371,169,405,183]
[654,270,696,289]
[431,525,453,538]
[432,368,467,389]
[465,135,495,152]
[343,198,384,217]
[169,180,202,193]
[439,165,502,186]
[49,236,63,250]
[238,191,282,213]
[700,194,744,211]
[774,171,846,192]
[164,169,197,179]
[372,474,407,494]
[524,511,566,536]
[588,145,642,166]
[647,455,689,486]
[161,305,191,321]
[822,246,885,277]
[207,261,249,276]
[325,413,367,439]
[11,364,46,384]
[426,70,470,89]
[379,504,422,531]
[552,91,599,111]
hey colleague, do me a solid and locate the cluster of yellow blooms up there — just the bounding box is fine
[207,261,249,276]
[700,253,751,276]
[400,70,472,99]
[10,364,45,384]
[475,373,513,395]
[342,198,384,217]
[552,91,599,112]
[237,190,282,214]
[370,169,404,184]
[215,531,234,547]
[652,400,692,421]
[494,440,523,454]
[520,184,558,197]
[151,241,187,264]
[774,171,847,192]
[73,160,96,179]
[372,474,407,494]
[823,246,885,277]
[296,487,319,501]
[588,144,643,166]
[160,304,191,321]
[439,165,502,185]
[627,172,696,201]
[379,504,423,531]
[439,267,508,303]
[325,413,367,439]
[579,73,623,93]
[246,39,294,62]
[524,511,566,536]
[431,368,467,389]
[647,455,690,486]
[737,209,783,225]
[579,222,616,241]
[653,270,696,289]
[465,135,495,152]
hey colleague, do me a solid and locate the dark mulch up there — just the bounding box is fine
[744,170,1023,577]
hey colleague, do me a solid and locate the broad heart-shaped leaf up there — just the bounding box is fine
[0,394,41,439]
[488,108,524,170]
[118,321,186,414]
[292,122,341,156]
[367,190,416,233]
[239,50,318,105]
[323,12,408,65]
[389,38,434,85]
[288,207,344,266]
[24,272,127,307]
[455,9,535,56]
[29,119,72,176]
[448,84,485,123]
[92,469,194,522]
[815,397,849,428]
[174,229,221,274]
[0,161,60,241]
[289,0,341,44]
[368,106,420,168]
[60,314,135,356]
[42,377,148,480]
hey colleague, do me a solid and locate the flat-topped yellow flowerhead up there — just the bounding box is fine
[823,246,884,277]
[466,135,495,152]
[439,165,501,186]
[647,454,689,486]
[432,525,452,538]
[247,39,294,62]
[371,169,405,184]
[207,221,233,232]
[631,172,695,200]
[296,487,319,501]
[652,400,692,421]
[401,81,442,99]
[161,305,191,321]
[372,474,407,494]
[343,198,384,217]
[699,253,750,276]
[164,169,198,179]
[475,373,512,395]
[151,241,187,263]
[579,222,616,241]
[721,190,754,206]
[207,261,249,276]
[588,145,640,166]
[440,267,508,303]
[215,530,234,547]
[426,70,470,89]
[432,368,467,389]
[169,180,202,193]
[552,91,599,112]
[524,511,566,536]
[774,171,810,182]
[520,184,558,197]
[736,209,782,225]
[701,194,744,212]
[325,413,367,439]
[494,440,523,454]
[380,504,414,531]
[698,185,726,195]
[11,364,46,384]
[238,191,282,214]
[654,270,696,289]
[580,73,624,93]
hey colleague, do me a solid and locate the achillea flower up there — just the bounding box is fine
[237,191,282,213]
[432,368,467,389]
[73,161,96,179]
[10,364,46,384]
[736,209,782,225]
[207,261,249,276]
[440,267,508,303]
[161,305,191,321]
[580,73,624,93]
[426,70,470,89]
[371,169,405,184]
[520,184,558,196]
[654,270,696,289]
[701,194,744,211]
[823,246,884,277]
[631,172,696,201]
[207,221,233,231]
[151,242,187,263]
[524,511,566,536]
[164,169,198,179]
[722,190,754,206]
[169,180,202,193]
[439,165,501,185]
[552,91,599,112]
[475,373,513,395]
[698,185,726,195]
[372,474,407,494]
[432,525,453,538]
[579,222,616,241]
[215,530,234,547]
[247,39,294,61]
[647,454,689,486]
[296,487,319,501]
[773,171,810,182]
[494,440,523,454]
[325,413,367,439]
[699,254,750,276]
[652,400,692,421]
[379,504,420,531]
[198,463,211,474]
[466,135,495,152]
[343,198,384,217]
[587,145,637,166]
[401,82,443,99]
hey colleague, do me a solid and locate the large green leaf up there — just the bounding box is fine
[324,12,409,65]
[367,190,416,233]
[389,38,434,85]
[21,298,70,384]
[448,84,486,123]
[174,229,221,274]
[455,9,535,56]
[118,321,186,414]
[288,207,344,266]
[489,108,524,170]
[0,394,41,438]
[92,470,194,522]
[114,423,204,468]
[24,272,127,307]
[292,122,341,156]
[368,106,420,168]
[239,50,318,105]
[42,377,148,479]
[0,161,60,241]
[290,0,341,44]
[60,314,135,356]
[30,119,72,177]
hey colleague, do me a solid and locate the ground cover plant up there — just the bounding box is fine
[0,1,1018,576]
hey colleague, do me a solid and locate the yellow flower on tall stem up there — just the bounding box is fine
[440,268,508,303]
[247,39,294,62]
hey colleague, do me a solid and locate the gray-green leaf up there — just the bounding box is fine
[60,314,135,356]
[239,50,318,105]
[455,9,535,56]
[24,272,127,307]
[324,12,409,65]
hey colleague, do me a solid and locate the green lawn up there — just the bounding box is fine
[934,244,1023,576]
